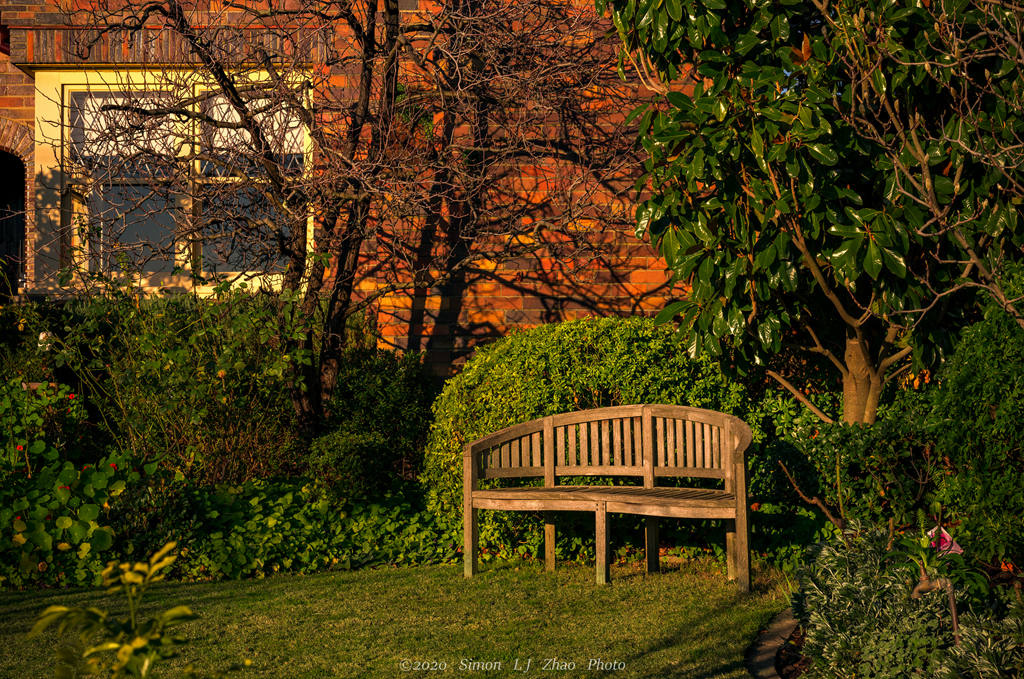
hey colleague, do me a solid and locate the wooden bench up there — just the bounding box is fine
[463,404,753,590]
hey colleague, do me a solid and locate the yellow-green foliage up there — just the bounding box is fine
[30,542,201,678]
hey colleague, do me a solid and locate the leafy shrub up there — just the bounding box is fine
[310,348,434,500]
[790,397,939,532]
[928,309,1024,568]
[13,289,305,485]
[795,527,1024,679]
[421,317,765,559]
[0,379,88,466]
[0,380,144,587]
[790,309,1024,571]
[793,529,954,678]
[936,606,1024,678]
[0,453,141,587]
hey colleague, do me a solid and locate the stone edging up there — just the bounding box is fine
[745,608,798,679]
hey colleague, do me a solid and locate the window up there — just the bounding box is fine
[67,90,184,274]
[194,93,306,274]
[61,78,310,284]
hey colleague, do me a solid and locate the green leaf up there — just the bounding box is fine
[871,69,887,96]
[882,248,907,278]
[751,127,765,161]
[805,143,838,166]
[864,240,883,279]
[713,99,728,122]
[655,301,687,325]
[78,504,100,522]
[91,528,113,551]
[831,238,863,270]
[55,516,73,530]
[933,175,955,199]
[735,32,762,56]
[666,0,682,22]
[28,606,72,638]
[68,520,90,543]
[771,15,790,42]
[159,605,197,626]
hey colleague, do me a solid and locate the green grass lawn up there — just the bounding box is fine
[0,559,786,679]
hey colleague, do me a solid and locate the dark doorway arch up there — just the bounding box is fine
[0,150,26,298]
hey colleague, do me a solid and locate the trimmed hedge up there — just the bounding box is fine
[420,317,769,560]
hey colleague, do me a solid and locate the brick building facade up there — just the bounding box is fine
[0,0,671,371]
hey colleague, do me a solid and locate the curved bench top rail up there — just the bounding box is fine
[466,405,752,482]
[466,404,748,453]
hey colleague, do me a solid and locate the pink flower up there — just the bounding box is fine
[927,526,964,555]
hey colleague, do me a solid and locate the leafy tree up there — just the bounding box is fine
[596,0,1024,423]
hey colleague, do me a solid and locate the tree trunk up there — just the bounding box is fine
[842,337,881,424]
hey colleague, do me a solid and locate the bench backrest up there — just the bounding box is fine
[464,404,753,492]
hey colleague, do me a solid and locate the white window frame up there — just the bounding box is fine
[49,70,314,293]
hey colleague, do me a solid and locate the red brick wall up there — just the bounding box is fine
[362,224,670,373]
[0,27,36,290]
[1,0,675,371]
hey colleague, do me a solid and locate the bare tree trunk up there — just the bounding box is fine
[842,337,882,425]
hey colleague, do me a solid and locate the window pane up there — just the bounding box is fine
[200,94,305,176]
[69,91,181,179]
[89,183,178,273]
[197,185,290,273]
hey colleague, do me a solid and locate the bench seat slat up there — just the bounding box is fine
[473,486,735,505]
[471,486,737,519]
[554,464,644,476]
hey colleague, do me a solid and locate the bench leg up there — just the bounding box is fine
[464,506,478,578]
[544,512,556,572]
[595,503,609,585]
[726,526,736,581]
[727,514,750,593]
[645,517,659,573]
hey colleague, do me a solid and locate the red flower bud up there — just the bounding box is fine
[109,463,117,469]
[68,394,75,400]
[16,445,23,451]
